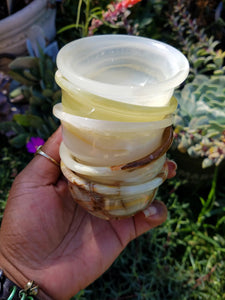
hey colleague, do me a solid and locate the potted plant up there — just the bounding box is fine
[171,74,225,183]
[0,0,56,71]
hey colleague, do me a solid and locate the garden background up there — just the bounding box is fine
[0,0,225,299]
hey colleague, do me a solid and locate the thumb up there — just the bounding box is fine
[133,200,168,237]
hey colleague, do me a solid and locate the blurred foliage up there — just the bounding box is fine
[167,0,225,80]
[56,0,169,40]
[71,172,225,299]
[167,0,225,48]
[0,72,12,122]
[0,143,30,223]
[166,0,225,170]
[57,0,140,38]
[0,51,60,148]
[173,75,225,168]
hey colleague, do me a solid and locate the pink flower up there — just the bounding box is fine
[26,137,45,153]
[88,0,142,35]
[117,0,142,9]
[88,18,104,36]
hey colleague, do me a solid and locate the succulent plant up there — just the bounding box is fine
[0,51,60,148]
[187,38,225,79]
[167,0,225,80]
[173,74,225,168]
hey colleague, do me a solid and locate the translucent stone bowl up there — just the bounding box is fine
[56,35,189,120]
[59,126,173,220]
[53,103,174,166]
[54,35,189,219]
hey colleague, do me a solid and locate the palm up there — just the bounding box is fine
[2,175,139,300]
[0,128,172,300]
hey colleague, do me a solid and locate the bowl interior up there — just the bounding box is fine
[56,35,189,104]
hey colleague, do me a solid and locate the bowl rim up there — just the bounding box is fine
[56,34,189,102]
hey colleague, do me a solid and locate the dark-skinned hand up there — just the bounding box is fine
[0,127,176,300]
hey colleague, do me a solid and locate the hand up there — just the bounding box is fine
[0,127,176,300]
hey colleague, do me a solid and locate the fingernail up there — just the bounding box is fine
[171,160,177,172]
[167,160,177,178]
[143,203,158,218]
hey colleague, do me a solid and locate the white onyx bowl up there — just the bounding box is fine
[60,142,167,185]
[54,103,174,166]
[59,126,173,220]
[61,159,168,220]
[56,35,189,107]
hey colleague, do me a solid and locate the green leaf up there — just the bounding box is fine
[42,57,55,88]
[9,87,23,98]
[205,63,217,71]
[213,56,223,68]
[57,24,83,34]
[9,56,39,70]
[9,133,29,148]
[189,116,209,129]
[138,17,153,28]
[23,70,39,82]
[13,114,43,128]
[29,96,43,105]
[197,84,217,95]
[216,216,225,229]
[22,87,32,99]
[208,121,225,134]
[8,70,34,86]
[210,75,225,85]
[213,69,224,75]
[196,49,208,56]
[193,57,205,68]
[47,116,59,131]
[0,121,24,134]
[199,197,206,206]
[42,89,54,97]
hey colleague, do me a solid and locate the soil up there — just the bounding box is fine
[0,0,33,20]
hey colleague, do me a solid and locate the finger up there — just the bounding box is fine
[23,127,62,185]
[131,160,174,237]
[167,159,177,179]
[133,200,168,237]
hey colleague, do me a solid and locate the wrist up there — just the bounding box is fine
[0,270,39,300]
[0,255,51,300]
